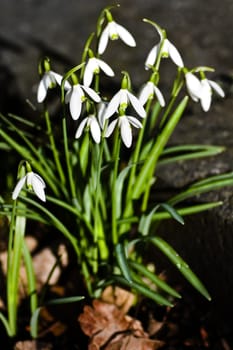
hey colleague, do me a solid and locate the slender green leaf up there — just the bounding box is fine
[158,144,225,165]
[115,166,131,219]
[46,296,85,305]
[150,237,211,300]
[113,275,173,306]
[30,307,42,338]
[133,96,189,199]
[115,243,132,283]
[0,312,12,337]
[129,260,181,298]
[169,172,233,206]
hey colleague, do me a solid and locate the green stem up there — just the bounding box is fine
[111,131,121,245]
[44,107,66,186]
[62,117,78,202]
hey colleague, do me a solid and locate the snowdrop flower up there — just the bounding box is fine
[98,20,136,55]
[139,81,165,107]
[105,115,142,148]
[65,84,101,120]
[37,70,70,103]
[145,39,184,69]
[200,78,225,112]
[75,114,101,144]
[12,171,46,202]
[104,88,146,120]
[83,57,114,87]
[185,72,202,102]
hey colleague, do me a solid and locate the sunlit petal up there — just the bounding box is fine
[12,175,27,200]
[127,116,143,128]
[90,116,101,144]
[127,91,146,118]
[83,66,94,87]
[167,40,184,68]
[153,85,166,107]
[37,78,48,103]
[116,23,136,47]
[185,72,202,102]
[145,45,159,69]
[75,118,88,139]
[104,90,122,119]
[82,85,101,102]
[119,116,132,148]
[138,83,152,106]
[208,80,225,98]
[97,59,115,77]
[31,173,46,202]
[200,79,212,112]
[98,26,109,55]
[69,85,83,120]
[105,119,118,138]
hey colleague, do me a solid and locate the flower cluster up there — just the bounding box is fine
[17,9,225,203]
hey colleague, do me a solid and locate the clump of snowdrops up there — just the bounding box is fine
[0,5,232,338]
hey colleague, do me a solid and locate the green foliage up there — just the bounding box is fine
[0,5,231,338]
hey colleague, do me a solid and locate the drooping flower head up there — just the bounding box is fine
[139,72,165,107]
[105,114,142,148]
[184,68,225,112]
[83,49,115,87]
[200,77,225,112]
[143,19,184,70]
[185,71,202,102]
[75,113,102,144]
[65,73,101,120]
[12,162,46,202]
[103,72,146,121]
[37,57,70,103]
[104,72,144,147]
[98,9,136,55]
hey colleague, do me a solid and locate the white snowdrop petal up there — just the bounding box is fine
[31,174,46,202]
[105,119,118,138]
[37,78,48,103]
[83,66,94,87]
[185,73,202,101]
[50,71,63,86]
[90,117,101,144]
[208,80,225,98]
[139,83,151,105]
[70,86,83,120]
[153,85,166,107]
[12,176,27,200]
[200,79,212,112]
[116,23,136,47]
[65,88,72,103]
[97,59,115,77]
[82,85,101,102]
[75,118,88,139]
[120,117,132,148]
[97,102,107,129]
[98,26,110,55]
[145,45,159,69]
[167,40,184,68]
[104,91,122,119]
[128,92,146,118]
[127,116,143,128]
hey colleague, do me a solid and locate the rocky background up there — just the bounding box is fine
[1,0,233,330]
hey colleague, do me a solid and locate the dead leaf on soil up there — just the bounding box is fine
[78,299,164,350]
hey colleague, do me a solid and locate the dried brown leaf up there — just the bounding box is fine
[78,300,164,350]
